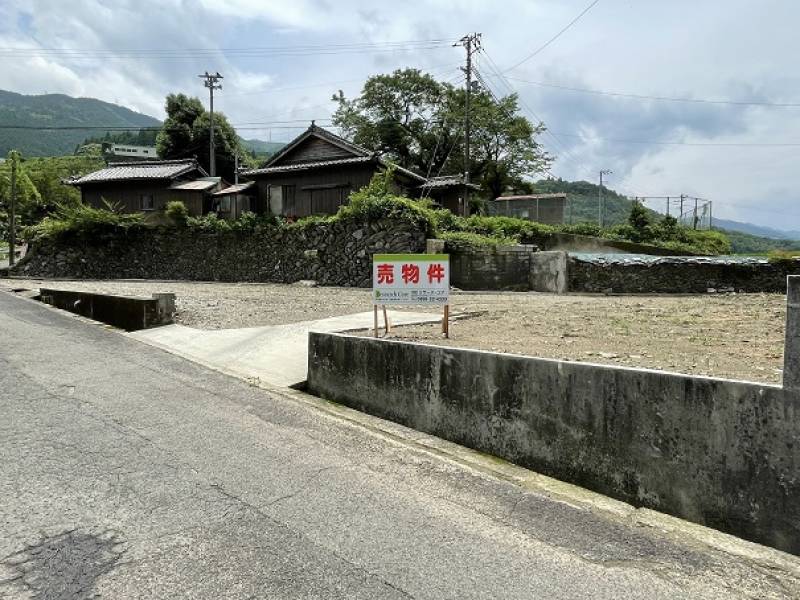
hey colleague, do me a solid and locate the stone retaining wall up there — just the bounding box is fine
[12,219,426,286]
[307,332,800,554]
[568,256,800,293]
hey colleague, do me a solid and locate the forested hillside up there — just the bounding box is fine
[0,90,160,156]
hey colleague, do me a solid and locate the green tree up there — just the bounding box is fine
[0,150,43,229]
[628,200,651,231]
[332,68,550,198]
[156,93,245,181]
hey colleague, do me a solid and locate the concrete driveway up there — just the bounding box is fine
[129,310,444,387]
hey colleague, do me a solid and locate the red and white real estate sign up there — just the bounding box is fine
[372,254,449,305]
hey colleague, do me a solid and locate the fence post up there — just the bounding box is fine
[784,276,800,391]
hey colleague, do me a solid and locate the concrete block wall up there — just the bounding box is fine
[308,332,800,554]
[448,245,536,291]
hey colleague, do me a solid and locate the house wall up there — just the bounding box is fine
[489,197,566,225]
[81,181,206,216]
[251,163,378,218]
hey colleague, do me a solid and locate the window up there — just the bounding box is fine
[140,194,155,211]
[219,197,231,213]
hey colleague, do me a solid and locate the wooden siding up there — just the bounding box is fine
[280,137,357,165]
[253,163,377,218]
[81,181,206,216]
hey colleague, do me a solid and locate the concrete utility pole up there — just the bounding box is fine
[455,33,481,215]
[234,152,239,185]
[598,169,612,228]
[8,150,17,267]
[198,71,223,177]
[679,193,686,225]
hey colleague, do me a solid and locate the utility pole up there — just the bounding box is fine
[693,196,699,229]
[666,196,670,217]
[234,152,239,185]
[679,193,685,226]
[198,71,223,177]
[8,151,17,267]
[455,33,481,216]
[598,169,612,228]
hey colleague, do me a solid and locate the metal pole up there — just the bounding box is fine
[693,197,699,229]
[9,151,16,267]
[680,194,685,225]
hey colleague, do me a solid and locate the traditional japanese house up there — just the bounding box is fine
[67,159,220,216]
[239,124,427,218]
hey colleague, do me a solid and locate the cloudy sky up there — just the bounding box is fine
[1,0,799,230]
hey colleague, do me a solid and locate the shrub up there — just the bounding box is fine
[185,212,232,232]
[768,249,800,264]
[560,222,601,237]
[25,200,145,241]
[165,200,189,226]
[440,231,516,251]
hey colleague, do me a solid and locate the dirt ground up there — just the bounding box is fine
[3,278,786,384]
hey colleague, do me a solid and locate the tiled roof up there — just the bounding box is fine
[169,178,220,191]
[241,156,374,176]
[68,159,202,185]
[421,175,480,190]
[213,181,255,196]
[494,193,567,201]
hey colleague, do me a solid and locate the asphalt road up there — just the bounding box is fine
[1,291,798,599]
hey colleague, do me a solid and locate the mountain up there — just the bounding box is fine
[0,90,161,157]
[708,217,800,240]
[240,138,285,157]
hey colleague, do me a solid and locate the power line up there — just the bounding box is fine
[549,131,800,147]
[477,49,589,176]
[503,76,800,108]
[0,39,458,60]
[503,0,601,73]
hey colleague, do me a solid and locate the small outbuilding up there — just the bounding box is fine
[419,175,480,217]
[489,193,568,225]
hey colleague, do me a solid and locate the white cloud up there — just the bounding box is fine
[1,0,799,229]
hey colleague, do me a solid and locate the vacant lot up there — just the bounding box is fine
[3,278,786,384]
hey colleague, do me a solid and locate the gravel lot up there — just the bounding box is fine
[3,278,786,384]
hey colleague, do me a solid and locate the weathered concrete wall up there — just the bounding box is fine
[13,219,426,287]
[568,255,800,293]
[308,333,800,554]
[39,288,174,331]
[448,245,536,291]
[529,251,568,293]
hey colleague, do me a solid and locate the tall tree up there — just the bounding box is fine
[0,151,42,228]
[156,93,245,181]
[332,68,551,198]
